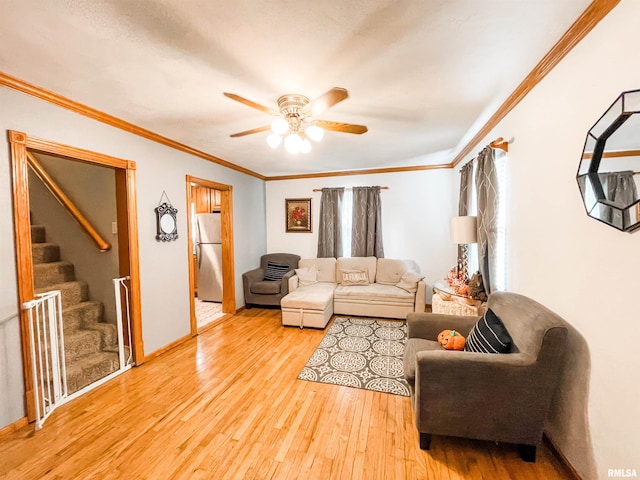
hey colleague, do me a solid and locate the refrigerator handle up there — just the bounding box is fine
[195,243,201,269]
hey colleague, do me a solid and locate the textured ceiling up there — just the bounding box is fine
[0,0,594,177]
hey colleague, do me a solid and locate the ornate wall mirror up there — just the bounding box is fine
[577,89,640,232]
[155,201,178,241]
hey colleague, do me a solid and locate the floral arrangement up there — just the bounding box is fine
[291,206,306,225]
[446,266,469,296]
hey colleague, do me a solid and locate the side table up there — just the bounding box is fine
[431,279,485,316]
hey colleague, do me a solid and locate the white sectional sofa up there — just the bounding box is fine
[281,256,426,328]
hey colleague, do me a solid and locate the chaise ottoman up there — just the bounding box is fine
[281,282,335,328]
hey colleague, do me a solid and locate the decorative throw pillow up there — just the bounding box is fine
[263,261,290,281]
[395,271,425,293]
[463,308,513,354]
[340,268,370,285]
[295,265,318,286]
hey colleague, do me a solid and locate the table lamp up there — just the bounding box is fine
[450,216,477,282]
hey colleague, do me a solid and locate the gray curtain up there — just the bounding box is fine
[317,187,344,258]
[351,186,384,258]
[457,161,473,268]
[475,147,499,294]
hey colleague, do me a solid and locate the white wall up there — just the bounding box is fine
[266,169,456,292]
[460,1,640,478]
[0,86,267,428]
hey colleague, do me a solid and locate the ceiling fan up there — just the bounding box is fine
[223,87,368,154]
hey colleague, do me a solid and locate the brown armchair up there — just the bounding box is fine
[242,253,300,308]
[403,291,568,462]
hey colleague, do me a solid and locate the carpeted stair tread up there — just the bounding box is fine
[62,301,103,331]
[36,280,88,308]
[33,261,75,289]
[31,225,46,243]
[32,243,60,264]
[86,322,119,351]
[65,352,120,393]
[63,329,103,362]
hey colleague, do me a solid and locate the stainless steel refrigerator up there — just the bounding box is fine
[196,213,223,302]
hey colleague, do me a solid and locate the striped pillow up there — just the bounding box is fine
[463,308,513,354]
[263,261,290,281]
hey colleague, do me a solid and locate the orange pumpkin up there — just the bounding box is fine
[437,329,466,351]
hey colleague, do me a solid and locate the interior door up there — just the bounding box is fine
[186,176,235,335]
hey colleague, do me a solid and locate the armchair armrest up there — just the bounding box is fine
[407,312,479,340]
[280,270,296,296]
[242,267,265,285]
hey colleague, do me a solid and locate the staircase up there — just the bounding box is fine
[31,223,121,393]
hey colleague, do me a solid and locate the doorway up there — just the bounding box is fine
[186,175,236,334]
[9,131,143,421]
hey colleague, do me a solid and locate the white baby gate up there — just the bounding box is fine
[23,276,133,430]
[23,290,67,430]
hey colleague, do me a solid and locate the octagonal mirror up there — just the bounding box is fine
[577,89,640,232]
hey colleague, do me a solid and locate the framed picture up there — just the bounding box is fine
[285,198,312,233]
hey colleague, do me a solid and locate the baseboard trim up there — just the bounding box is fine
[143,333,192,363]
[0,416,28,437]
[543,433,582,480]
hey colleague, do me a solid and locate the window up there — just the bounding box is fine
[341,189,353,257]
[465,150,508,291]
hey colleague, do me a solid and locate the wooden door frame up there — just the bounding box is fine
[8,130,144,419]
[186,175,236,335]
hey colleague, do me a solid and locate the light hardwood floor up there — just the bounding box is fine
[0,309,573,479]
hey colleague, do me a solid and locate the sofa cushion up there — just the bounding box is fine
[295,265,317,286]
[376,258,420,285]
[396,271,425,293]
[281,282,336,310]
[334,283,414,304]
[336,257,377,284]
[340,268,370,285]
[403,338,440,385]
[463,308,513,353]
[299,257,337,283]
[263,261,290,281]
[250,280,281,295]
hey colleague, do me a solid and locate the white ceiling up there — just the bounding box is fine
[0,0,594,177]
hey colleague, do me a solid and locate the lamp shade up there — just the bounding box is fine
[450,216,477,244]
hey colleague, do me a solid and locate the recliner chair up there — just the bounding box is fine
[242,253,300,308]
[403,291,568,462]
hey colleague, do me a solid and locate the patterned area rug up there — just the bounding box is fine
[298,317,410,397]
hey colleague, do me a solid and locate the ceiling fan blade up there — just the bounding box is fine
[229,125,271,137]
[316,120,368,134]
[304,87,349,116]
[224,93,277,115]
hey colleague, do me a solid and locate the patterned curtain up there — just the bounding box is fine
[475,147,499,294]
[351,186,384,258]
[457,161,473,269]
[317,187,344,258]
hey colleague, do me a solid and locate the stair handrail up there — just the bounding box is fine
[27,152,111,252]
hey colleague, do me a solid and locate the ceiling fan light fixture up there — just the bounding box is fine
[266,133,282,149]
[300,138,312,154]
[271,116,289,135]
[284,133,302,154]
[305,124,324,142]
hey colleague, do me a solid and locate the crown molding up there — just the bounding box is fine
[265,163,453,181]
[0,71,266,180]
